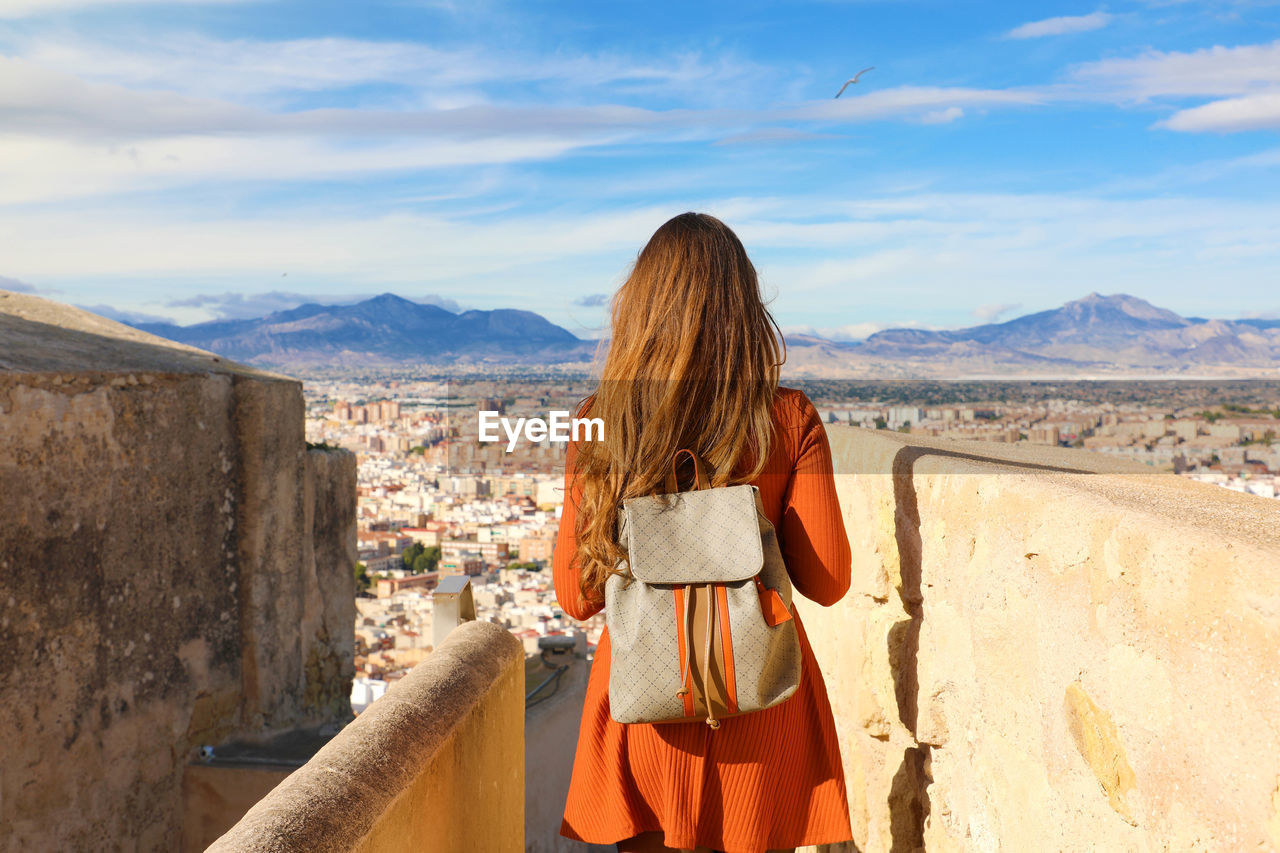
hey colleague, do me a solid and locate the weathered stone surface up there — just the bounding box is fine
[0,289,280,377]
[1064,681,1137,825]
[800,427,1280,852]
[207,620,524,853]
[0,291,356,851]
[302,447,357,721]
[184,764,296,853]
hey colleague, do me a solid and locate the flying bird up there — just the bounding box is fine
[835,67,875,98]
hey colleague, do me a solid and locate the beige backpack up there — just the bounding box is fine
[605,450,802,728]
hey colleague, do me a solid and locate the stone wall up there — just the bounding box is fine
[799,426,1280,852]
[0,291,356,851]
[207,620,525,853]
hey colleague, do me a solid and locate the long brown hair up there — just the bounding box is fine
[573,212,784,604]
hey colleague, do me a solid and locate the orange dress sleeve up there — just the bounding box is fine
[552,440,603,621]
[779,396,852,607]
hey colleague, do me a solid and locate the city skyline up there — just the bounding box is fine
[3,1,1280,339]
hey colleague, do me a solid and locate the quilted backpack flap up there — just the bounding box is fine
[621,484,763,585]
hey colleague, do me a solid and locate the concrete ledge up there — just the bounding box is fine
[208,620,525,853]
[802,425,1280,852]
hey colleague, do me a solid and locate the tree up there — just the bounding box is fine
[354,561,371,592]
[401,542,426,570]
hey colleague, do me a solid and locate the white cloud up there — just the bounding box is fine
[1066,39,1280,133]
[0,204,670,283]
[6,33,777,107]
[1160,92,1280,131]
[714,128,838,145]
[784,86,1042,123]
[742,191,1280,325]
[0,132,608,204]
[1070,39,1280,98]
[10,191,1280,327]
[1006,11,1112,39]
[165,290,339,318]
[0,43,1046,204]
[973,302,1022,322]
[782,321,923,341]
[0,50,1040,141]
[417,294,464,313]
[0,0,251,18]
[0,28,1054,210]
[1064,38,1280,133]
[16,35,462,99]
[919,106,964,124]
[0,54,685,141]
[74,303,177,324]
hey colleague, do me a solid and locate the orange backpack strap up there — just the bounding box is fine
[664,448,708,493]
[754,576,793,626]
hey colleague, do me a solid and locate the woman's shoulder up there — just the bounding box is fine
[771,386,820,430]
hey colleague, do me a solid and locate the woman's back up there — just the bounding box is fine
[554,386,849,619]
[553,212,853,853]
[553,386,852,853]
[741,386,851,607]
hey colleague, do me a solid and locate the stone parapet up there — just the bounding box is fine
[800,426,1280,852]
[207,620,525,853]
[0,291,357,851]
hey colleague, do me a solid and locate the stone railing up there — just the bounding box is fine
[208,620,525,853]
[798,426,1280,852]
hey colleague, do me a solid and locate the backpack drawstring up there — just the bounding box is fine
[673,583,720,729]
[676,583,694,705]
[702,586,719,729]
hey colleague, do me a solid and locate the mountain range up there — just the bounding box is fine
[783,292,1280,378]
[132,293,596,367]
[125,291,1280,377]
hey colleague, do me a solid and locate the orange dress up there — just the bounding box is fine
[553,387,853,853]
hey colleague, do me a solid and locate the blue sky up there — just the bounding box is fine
[3,0,1280,340]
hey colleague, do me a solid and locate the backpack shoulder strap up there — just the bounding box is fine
[664,448,709,493]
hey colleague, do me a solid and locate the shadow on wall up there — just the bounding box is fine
[885,445,1096,851]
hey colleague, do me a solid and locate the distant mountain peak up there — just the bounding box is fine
[1059,292,1188,327]
[1068,291,1157,309]
[129,292,590,367]
[367,292,415,305]
[851,291,1278,372]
